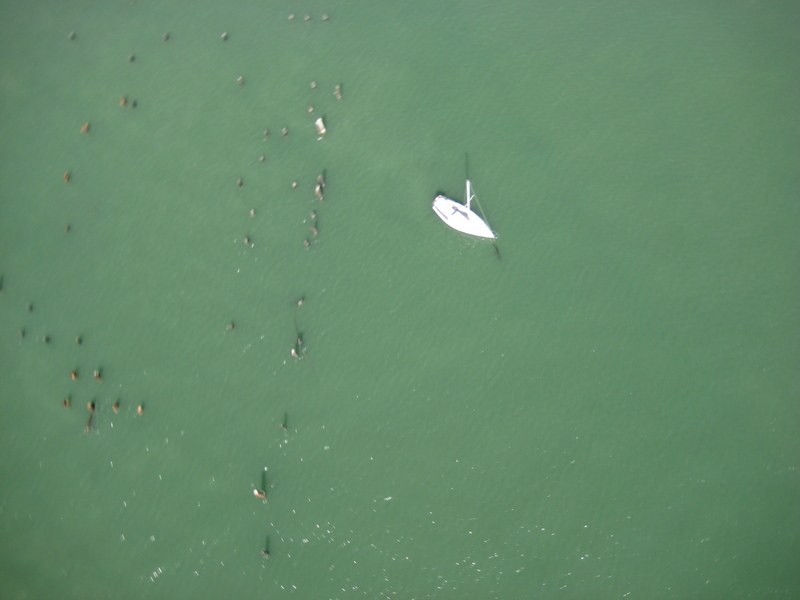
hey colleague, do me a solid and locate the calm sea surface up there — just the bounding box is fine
[1,1,798,598]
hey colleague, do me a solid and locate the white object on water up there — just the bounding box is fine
[314,117,326,136]
[432,179,495,239]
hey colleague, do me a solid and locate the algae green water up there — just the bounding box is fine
[1,1,798,598]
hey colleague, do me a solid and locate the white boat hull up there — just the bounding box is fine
[432,195,495,239]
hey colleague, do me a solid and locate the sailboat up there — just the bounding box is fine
[432,179,495,239]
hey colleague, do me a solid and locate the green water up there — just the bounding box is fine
[1,1,798,598]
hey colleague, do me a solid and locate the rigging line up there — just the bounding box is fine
[470,181,490,222]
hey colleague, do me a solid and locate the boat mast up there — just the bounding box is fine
[464,153,472,210]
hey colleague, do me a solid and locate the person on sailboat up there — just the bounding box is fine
[451,206,468,218]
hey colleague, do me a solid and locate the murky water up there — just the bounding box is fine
[1,1,798,598]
